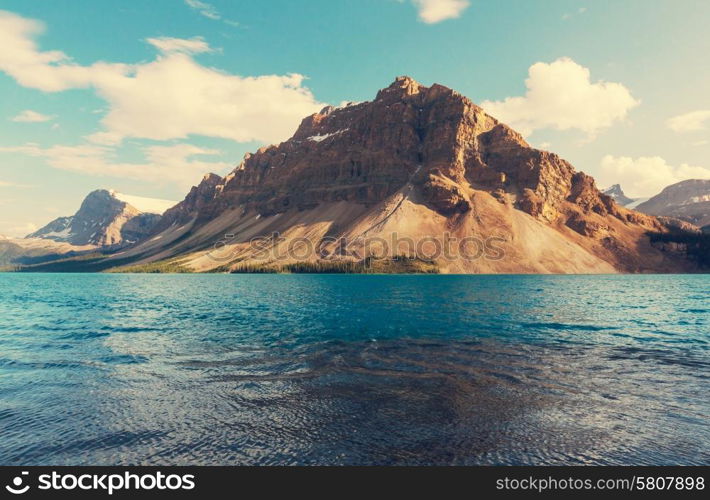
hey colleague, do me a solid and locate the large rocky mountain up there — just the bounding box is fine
[28,189,174,247]
[634,179,710,230]
[101,76,699,273]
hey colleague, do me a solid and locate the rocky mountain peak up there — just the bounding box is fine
[156,77,642,227]
[375,75,424,101]
[28,189,163,247]
[602,184,634,206]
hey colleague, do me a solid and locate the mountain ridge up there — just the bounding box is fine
[96,76,698,273]
[634,179,710,229]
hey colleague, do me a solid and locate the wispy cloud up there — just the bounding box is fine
[11,109,54,122]
[481,57,639,139]
[184,0,240,26]
[562,6,587,20]
[0,180,33,188]
[184,0,220,20]
[667,109,710,133]
[0,143,231,189]
[146,36,215,55]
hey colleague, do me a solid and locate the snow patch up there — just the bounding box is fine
[336,100,364,109]
[306,129,349,142]
[109,190,177,215]
[41,227,73,240]
[685,195,710,205]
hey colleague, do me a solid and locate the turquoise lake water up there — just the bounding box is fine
[0,273,708,465]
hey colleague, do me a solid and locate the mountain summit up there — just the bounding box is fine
[28,189,175,247]
[93,77,699,272]
[602,184,635,206]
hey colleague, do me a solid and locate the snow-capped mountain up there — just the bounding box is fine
[635,179,710,229]
[27,189,177,247]
[602,184,634,206]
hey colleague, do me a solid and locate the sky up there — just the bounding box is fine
[0,0,709,236]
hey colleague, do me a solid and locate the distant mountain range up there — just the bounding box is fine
[635,180,710,230]
[8,77,709,273]
[604,180,710,231]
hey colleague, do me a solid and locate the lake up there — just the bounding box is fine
[0,274,707,465]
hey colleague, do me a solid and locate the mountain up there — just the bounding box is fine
[28,189,176,247]
[0,237,97,269]
[634,179,710,229]
[602,184,634,206]
[97,76,699,273]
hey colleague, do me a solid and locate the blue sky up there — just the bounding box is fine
[0,0,709,236]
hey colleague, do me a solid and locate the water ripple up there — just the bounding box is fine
[0,273,708,465]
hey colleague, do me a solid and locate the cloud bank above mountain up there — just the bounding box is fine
[0,10,324,146]
[598,155,710,199]
[481,57,639,138]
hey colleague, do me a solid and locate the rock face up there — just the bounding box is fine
[29,189,167,247]
[111,77,698,273]
[635,179,710,229]
[602,184,634,206]
[183,77,635,223]
[153,174,223,232]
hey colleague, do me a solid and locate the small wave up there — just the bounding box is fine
[522,322,615,332]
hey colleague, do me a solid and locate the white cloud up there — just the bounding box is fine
[184,0,220,20]
[598,155,710,198]
[481,57,639,138]
[92,59,321,144]
[411,0,470,23]
[666,109,710,133]
[146,36,214,55]
[0,143,231,189]
[0,10,324,145]
[11,109,54,122]
[0,10,129,92]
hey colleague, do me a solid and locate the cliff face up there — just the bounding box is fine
[115,77,695,273]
